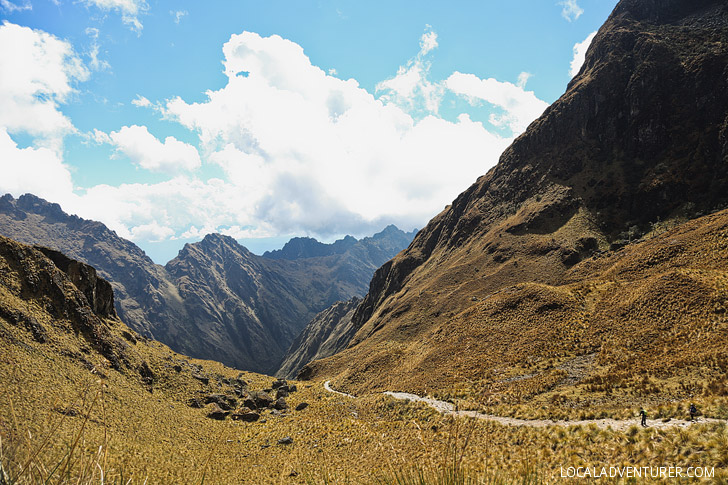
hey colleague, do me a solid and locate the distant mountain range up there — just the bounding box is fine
[0,193,415,373]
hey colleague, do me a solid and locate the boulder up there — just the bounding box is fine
[204,394,237,411]
[207,404,229,420]
[277,437,293,445]
[231,411,260,422]
[252,390,274,409]
[295,402,309,411]
[273,398,288,410]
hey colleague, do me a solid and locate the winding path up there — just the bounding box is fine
[323,381,725,432]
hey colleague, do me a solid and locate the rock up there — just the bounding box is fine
[277,437,293,445]
[276,388,289,399]
[272,379,287,389]
[205,394,237,411]
[288,384,297,393]
[252,390,274,409]
[188,397,204,408]
[243,397,257,409]
[273,398,288,410]
[192,373,209,385]
[173,364,182,372]
[231,411,259,422]
[207,404,229,420]
[295,402,309,411]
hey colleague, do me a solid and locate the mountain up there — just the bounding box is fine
[0,193,188,341]
[0,194,415,373]
[276,296,361,378]
[301,0,728,402]
[263,235,358,259]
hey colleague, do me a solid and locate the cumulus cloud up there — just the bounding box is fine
[559,0,583,22]
[96,125,201,173]
[569,31,597,77]
[0,23,549,247]
[445,72,549,134]
[0,128,75,205]
[376,27,442,116]
[131,95,151,107]
[82,0,148,33]
[0,21,89,151]
[160,29,516,237]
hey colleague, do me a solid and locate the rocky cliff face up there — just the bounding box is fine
[302,0,728,395]
[0,235,131,370]
[0,194,414,373]
[276,297,361,379]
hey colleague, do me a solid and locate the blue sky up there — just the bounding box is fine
[0,0,617,263]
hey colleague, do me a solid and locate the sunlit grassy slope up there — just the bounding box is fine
[2,233,728,484]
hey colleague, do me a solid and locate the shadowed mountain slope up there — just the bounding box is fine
[277,297,361,378]
[302,0,728,400]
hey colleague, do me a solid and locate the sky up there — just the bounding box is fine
[0,0,618,263]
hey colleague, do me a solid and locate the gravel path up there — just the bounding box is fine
[324,381,725,431]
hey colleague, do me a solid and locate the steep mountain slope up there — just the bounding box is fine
[165,227,414,373]
[303,0,728,400]
[277,297,360,378]
[0,194,414,373]
[0,193,189,341]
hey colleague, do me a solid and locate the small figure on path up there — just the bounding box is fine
[689,403,697,422]
[640,408,647,427]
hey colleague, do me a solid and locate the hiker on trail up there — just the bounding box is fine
[640,409,647,427]
[690,403,697,422]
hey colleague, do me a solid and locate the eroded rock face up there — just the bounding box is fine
[302,0,728,392]
[0,235,130,371]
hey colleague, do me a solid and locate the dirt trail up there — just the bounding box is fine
[323,381,725,432]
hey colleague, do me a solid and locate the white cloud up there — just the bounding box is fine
[445,72,549,134]
[376,27,442,116]
[517,71,532,89]
[0,0,31,12]
[130,221,175,242]
[0,25,549,246]
[85,27,110,71]
[559,0,583,22]
[171,10,187,24]
[0,21,89,152]
[158,29,515,238]
[82,0,148,33]
[0,128,75,205]
[98,125,201,173]
[131,95,151,107]
[419,29,438,55]
[569,31,597,77]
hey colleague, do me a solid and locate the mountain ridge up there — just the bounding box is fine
[0,193,415,373]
